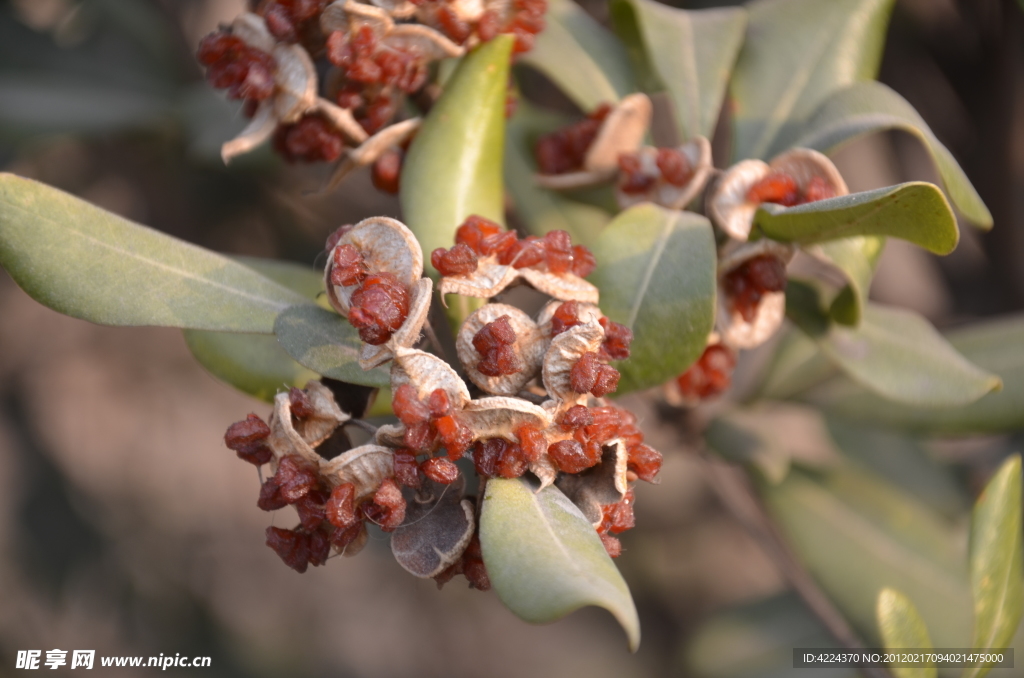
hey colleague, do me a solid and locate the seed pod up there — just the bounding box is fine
[267,381,349,465]
[324,216,424,316]
[391,347,472,408]
[391,477,475,578]
[359,276,433,369]
[460,397,552,439]
[716,240,796,349]
[272,43,318,124]
[542,320,605,405]
[536,94,653,190]
[708,148,848,241]
[326,117,420,192]
[457,304,545,395]
[614,137,713,211]
[557,440,629,526]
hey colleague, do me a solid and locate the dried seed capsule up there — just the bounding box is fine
[326,482,358,529]
[473,316,523,377]
[421,456,460,484]
[347,272,410,344]
[722,254,787,323]
[655,147,693,187]
[224,414,273,465]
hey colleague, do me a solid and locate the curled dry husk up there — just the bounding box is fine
[391,476,475,577]
[325,216,424,314]
[556,441,628,526]
[716,240,797,349]
[438,252,600,305]
[267,380,350,465]
[456,304,546,396]
[221,12,366,163]
[536,299,603,335]
[541,320,605,406]
[326,117,421,191]
[321,444,395,499]
[614,136,713,211]
[460,397,552,439]
[535,93,653,190]
[708,148,848,241]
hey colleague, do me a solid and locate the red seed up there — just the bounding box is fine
[295,490,328,530]
[477,10,502,42]
[326,483,358,529]
[550,301,581,336]
[403,421,436,452]
[600,533,622,558]
[330,243,367,287]
[627,443,663,482]
[330,521,365,551]
[421,456,460,484]
[435,415,473,461]
[746,172,800,206]
[369,478,406,531]
[559,405,594,431]
[393,449,421,488]
[393,384,429,426]
[371,147,403,194]
[455,215,502,252]
[288,386,313,419]
[548,439,598,473]
[431,244,479,277]
[472,438,505,477]
[257,477,288,511]
[496,443,528,478]
[617,153,655,194]
[570,352,601,393]
[266,526,310,573]
[676,343,736,401]
[308,528,331,566]
[224,414,272,465]
[427,389,452,419]
[591,364,620,397]
[603,489,635,534]
[473,316,523,377]
[722,254,786,323]
[515,425,546,463]
[347,272,410,344]
[599,317,633,361]
[802,175,836,203]
[275,455,320,503]
[656,147,693,187]
[273,114,346,164]
[571,245,597,278]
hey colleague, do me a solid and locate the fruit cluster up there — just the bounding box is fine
[534,104,612,175]
[721,253,788,323]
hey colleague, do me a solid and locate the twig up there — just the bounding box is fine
[423,320,449,363]
[345,419,379,435]
[698,450,893,678]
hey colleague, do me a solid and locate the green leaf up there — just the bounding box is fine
[183,332,319,403]
[754,182,958,254]
[273,304,389,388]
[876,588,937,678]
[792,301,1001,407]
[807,314,1024,435]
[761,465,972,648]
[730,0,895,161]
[0,173,309,332]
[610,0,745,140]
[518,0,636,111]
[794,81,992,228]
[965,455,1023,678]
[480,477,640,651]
[591,204,717,393]
[184,258,325,402]
[401,36,513,274]
[754,328,837,400]
[505,104,611,246]
[815,235,885,326]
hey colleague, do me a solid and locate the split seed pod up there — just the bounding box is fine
[716,240,796,349]
[556,441,629,526]
[267,381,349,465]
[708,148,848,241]
[614,137,713,211]
[541,319,605,406]
[391,476,475,578]
[456,304,546,395]
[535,93,653,190]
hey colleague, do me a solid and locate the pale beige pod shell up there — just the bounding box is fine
[460,396,552,440]
[326,117,421,191]
[324,216,424,316]
[541,319,605,404]
[519,267,600,304]
[271,43,318,124]
[709,148,848,242]
[267,381,349,465]
[221,103,277,164]
[716,239,796,349]
[320,444,395,500]
[556,440,629,526]
[391,347,472,408]
[535,93,652,190]
[456,304,546,396]
[437,258,518,301]
[231,12,276,52]
[536,299,603,335]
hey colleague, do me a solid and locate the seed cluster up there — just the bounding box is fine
[534,104,612,175]
[617,147,693,195]
[675,343,737,402]
[746,172,835,207]
[197,33,276,104]
[222,215,663,585]
[431,215,596,278]
[721,253,788,323]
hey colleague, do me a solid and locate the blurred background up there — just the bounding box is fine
[0,0,1022,675]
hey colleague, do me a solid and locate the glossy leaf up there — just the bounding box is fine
[519,0,636,111]
[761,466,972,648]
[795,81,992,228]
[0,173,308,332]
[807,314,1024,435]
[754,182,958,254]
[876,588,936,678]
[730,0,895,160]
[965,455,1022,678]
[273,305,389,388]
[812,235,885,326]
[184,258,324,402]
[591,204,717,392]
[505,105,612,246]
[610,0,745,140]
[793,301,1001,407]
[401,36,512,274]
[480,476,640,651]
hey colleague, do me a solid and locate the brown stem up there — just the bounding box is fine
[698,450,892,678]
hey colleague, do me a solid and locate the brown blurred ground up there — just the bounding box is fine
[0,0,1021,676]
